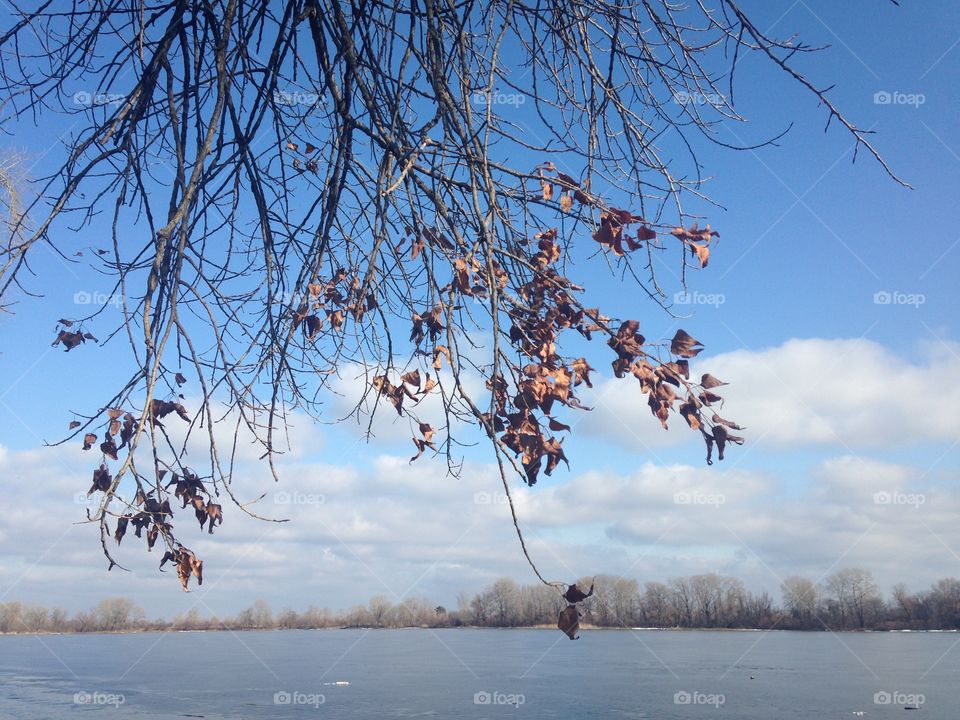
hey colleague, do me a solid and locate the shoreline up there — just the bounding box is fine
[2,625,955,638]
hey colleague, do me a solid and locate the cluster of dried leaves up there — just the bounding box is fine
[0,0,904,641]
[74,379,220,591]
[389,172,745,486]
[291,267,379,339]
[33,0,882,624]
[59,167,745,604]
[557,580,596,640]
[52,319,96,351]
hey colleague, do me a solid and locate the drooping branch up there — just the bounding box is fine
[0,1,900,611]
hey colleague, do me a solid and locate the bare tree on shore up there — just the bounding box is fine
[6,568,957,635]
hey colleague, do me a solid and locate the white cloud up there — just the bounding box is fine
[2,336,957,618]
[1,434,958,617]
[578,337,960,451]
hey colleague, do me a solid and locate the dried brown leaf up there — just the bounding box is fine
[700,374,727,389]
[670,330,704,358]
[558,605,581,640]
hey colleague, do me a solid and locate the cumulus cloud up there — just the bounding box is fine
[2,337,956,617]
[578,337,960,451]
[2,432,957,617]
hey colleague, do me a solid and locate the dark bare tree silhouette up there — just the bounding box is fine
[0,1,903,613]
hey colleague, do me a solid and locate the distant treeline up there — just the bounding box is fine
[3,568,959,634]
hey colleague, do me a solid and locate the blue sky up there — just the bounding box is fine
[0,1,958,615]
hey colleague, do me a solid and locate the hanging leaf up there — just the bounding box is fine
[114,515,129,545]
[670,329,704,358]
[303,314,322,340]
[698,390,723,406]
[204,503,223,534]
[692,243,710,267]
[558,605,581,640]
[700,374,727,389]
[433,345,451,370]
[711,413,744,431]
[571,358,595,388]
[399,370,421,389]
[87,464,111,494]
[702,429,715,466]
[548,417,571,432]
[52,330,86,351]
[564,581,595,603]
[711,424,744,461]
[636,225,657,242]
[679,397,702,430]
[151,399,190,424]
[410,423,437,463]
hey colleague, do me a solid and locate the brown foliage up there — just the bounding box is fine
[8,0,914,628]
